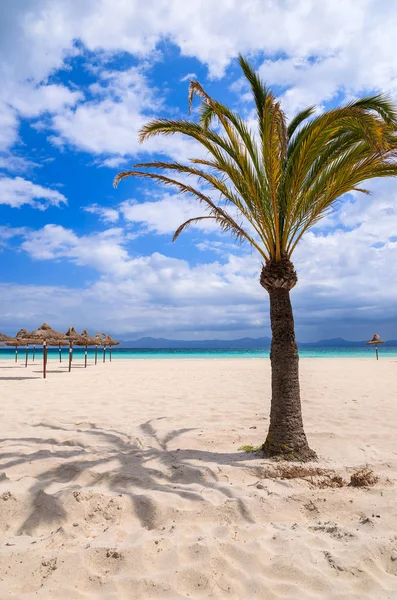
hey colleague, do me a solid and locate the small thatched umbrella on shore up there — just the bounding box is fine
[366,333,385,360]
[64,326,85,372]
[15,329,38,367]
[0,333,14,343]
[102,334,120,362]
[94,333,107,363]
[0,333,18,361]
[79,329,98,368]
[4,329,35,365]
[92,333,104,365]
[30,323,66,378]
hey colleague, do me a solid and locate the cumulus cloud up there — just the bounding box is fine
[180,72,197,82]
[11,83,82,118]
[21,224,134,276]
[83,203,120,224]
[120,194,212,235]
[0,176,67,209]
[0,155,40,174]
[8,0,370,79]
[50,65,203,161]
[0,226,27,250]
[4,0,397,155]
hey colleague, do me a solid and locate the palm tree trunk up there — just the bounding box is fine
[260,258,316,461]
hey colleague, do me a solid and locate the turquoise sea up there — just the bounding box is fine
[1,346,397,360]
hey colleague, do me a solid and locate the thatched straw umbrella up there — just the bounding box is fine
[64,326,85,372]
[97,333,107,363]
[366,333,385,360]
[79,329,97,368]
[0,333,14,342]
[15,329,37,367]
[30,323,66,378]
[92,334,103,365]
[4,329,34,365]
[0,333,17,361]
[14,329,36,367]
[101,334,120,362]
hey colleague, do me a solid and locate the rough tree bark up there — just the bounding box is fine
[260,257,316,461]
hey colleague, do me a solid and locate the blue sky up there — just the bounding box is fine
[1,0,397,341]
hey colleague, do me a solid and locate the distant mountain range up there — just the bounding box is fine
[117,336,397,349]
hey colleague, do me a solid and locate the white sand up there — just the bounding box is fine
[0,357,396,599]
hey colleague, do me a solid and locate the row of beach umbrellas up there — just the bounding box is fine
[0,323,119,378]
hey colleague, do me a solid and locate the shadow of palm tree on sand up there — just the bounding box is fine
[0,419,256,533]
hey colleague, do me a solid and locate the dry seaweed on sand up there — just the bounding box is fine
[349,468,379,487]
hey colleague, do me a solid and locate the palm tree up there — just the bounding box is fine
[114,56,397,461]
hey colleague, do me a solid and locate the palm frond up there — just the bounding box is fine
[173,215,248,244]
[287,106,315,138]
[114,168,268,259]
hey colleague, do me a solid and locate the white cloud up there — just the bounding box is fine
[180,72,197,82]
[0,226,27,250]
[1,0,397,161]
[10,83,82,118]
[100,156,130,169]
[83,203,120,224]
[0,176,67,209]
[195,240,240,255]
[0,104,19,152]
[257,9,397,114]
[120,194,211,235]
[0,155,40,173]
[4,1,397,155]
[21,224,134,276]
[50,65,202,161]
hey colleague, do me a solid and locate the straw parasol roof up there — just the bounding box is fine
[92,333,104,345]
[30,323,66,343]
[28,324,66,378]
[5,338,28,347]
[366,333,385,345]
[16,328,31,338]
[15,329,38,345]
[64,326,87,372]
[64,326,84,343]
[0,332,14,343]
[79,329,98,346]
[101,334,120,347]
[101,333,119,362]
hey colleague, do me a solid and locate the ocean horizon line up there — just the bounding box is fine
[1,346,397,359]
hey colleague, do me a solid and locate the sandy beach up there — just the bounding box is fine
[0,357,396,599]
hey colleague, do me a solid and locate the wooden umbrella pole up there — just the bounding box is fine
[110,346,112,362]
[15,346,18,363]
[376,344,379,360]
[103,346,106,363]
[95,346,98,365]
[33,345,36,362]
[68,342,73,372]
[59,343,62,363]
[85,344,88,368]
[43,342,47,379]
[25,344,28,368]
